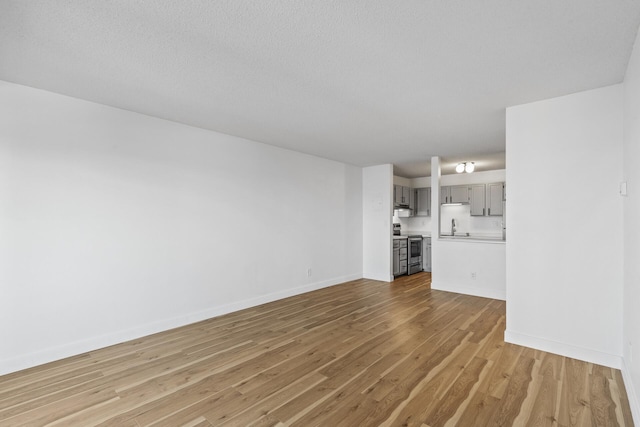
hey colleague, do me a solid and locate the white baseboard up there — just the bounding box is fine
[431,281,506,301]
[0,272,363,376]
[621,357,640,425]
[504,330,622,369]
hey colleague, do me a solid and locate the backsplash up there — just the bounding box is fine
[393,204,502,236]
[393,210,432,234]
[440,204,502,236]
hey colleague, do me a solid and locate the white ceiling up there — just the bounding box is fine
[1,1,639,177]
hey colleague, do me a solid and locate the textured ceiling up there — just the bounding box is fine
[1,1,639,176]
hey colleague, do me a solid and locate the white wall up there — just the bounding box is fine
[363,165,393,281]
[440,169,506,187]
[0,81,363,375]
[433,240,506,300]
[623,26,640,423]
[505,84,624,368]
[392,175,411,187]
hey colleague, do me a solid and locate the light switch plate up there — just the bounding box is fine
[620,181,628,196]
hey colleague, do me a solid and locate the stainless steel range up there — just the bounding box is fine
[407,235,423,275]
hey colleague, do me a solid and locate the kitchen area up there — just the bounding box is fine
[393,224,431,276]
[391,160,507,299]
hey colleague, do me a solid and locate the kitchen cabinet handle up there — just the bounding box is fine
[488,208,490,215]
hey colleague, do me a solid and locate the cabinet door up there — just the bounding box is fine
[440,186,451,204]
[487,183,504,216]
[393,185,402,207]
[394,185,411,206]
[416,187,431,216]
[399,261,408,275]
[450,185,469,203]
[402,186,411,205]
[409,188,415,214]
[470,184,486,216]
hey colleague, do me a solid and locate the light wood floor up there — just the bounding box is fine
[0,273,634,426]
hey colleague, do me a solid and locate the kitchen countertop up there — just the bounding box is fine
[395,234,504,243]
[394,234,432,240]
[405,231,431,237]
[396,232,502,243]
[439,234,505,244]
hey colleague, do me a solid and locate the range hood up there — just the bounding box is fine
[394,207,413,217]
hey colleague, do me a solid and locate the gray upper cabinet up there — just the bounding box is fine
[441,185,469,204]
[440,181,506,216]
[470,184,486,216]
[394,185,411,207]
[402,186,411,205]
[394,185,402,206]
[440,186,451,204]
[450,185,470,203]
[408,187,415,212]
[415,187,431,216]
[487,182,505,216]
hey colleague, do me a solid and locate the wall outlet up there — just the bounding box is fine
[307,268,312,277]
[471,272,476,280]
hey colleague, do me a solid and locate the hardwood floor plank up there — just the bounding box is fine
[558,357,593,426]
[590,366,620,427]
[1,387,118,426]
[217,372,327,426]
[488,351,536,426]
[524,353,560,426]
[486,343,524,400]
[613,369,635,427]
[0,272,633,426]
[423,356,488,427]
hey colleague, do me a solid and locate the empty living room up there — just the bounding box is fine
[2,1,640,426]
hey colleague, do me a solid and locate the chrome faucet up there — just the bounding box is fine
[451,218,456,235]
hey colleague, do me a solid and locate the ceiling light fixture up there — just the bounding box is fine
[465,162,475,173]
[456,162,475,173]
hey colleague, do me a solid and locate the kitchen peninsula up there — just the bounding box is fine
[393,161,506,300]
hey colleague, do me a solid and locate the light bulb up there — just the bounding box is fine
[465,162,475,173]
[455,163,465,173]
